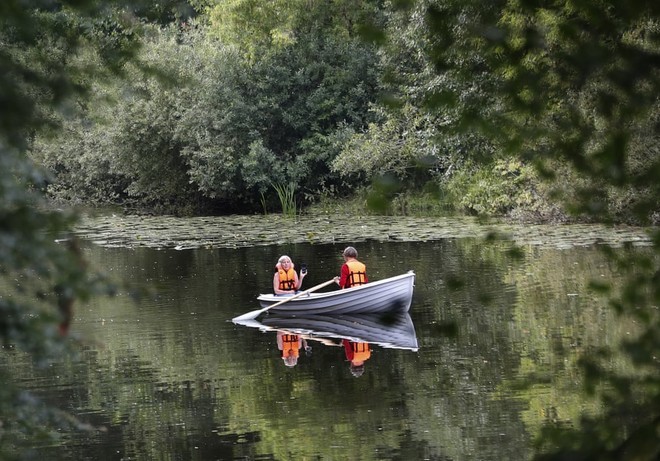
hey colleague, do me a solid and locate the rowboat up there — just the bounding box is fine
[234,312,419,351]
[256,270,415,315]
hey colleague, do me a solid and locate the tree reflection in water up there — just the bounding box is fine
[5,235,654,460]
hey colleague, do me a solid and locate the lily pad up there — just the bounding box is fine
[72,213,654,250]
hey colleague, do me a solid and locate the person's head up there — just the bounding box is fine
[342,246,358,259]
[283,354,299,367]
[277,255,293,270]
[349,362,365,377]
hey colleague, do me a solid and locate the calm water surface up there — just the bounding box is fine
[12,232,652,460]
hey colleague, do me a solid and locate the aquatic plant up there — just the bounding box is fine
[272,182,297,219]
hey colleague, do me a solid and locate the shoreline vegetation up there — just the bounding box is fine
[55,185,659,230]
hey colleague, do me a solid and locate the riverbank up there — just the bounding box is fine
[307,187,660,227]
[54,186,659,233]
[307,192,591,226]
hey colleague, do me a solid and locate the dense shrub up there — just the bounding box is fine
[443,158,547,217]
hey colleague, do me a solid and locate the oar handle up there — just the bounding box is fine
[268,278,336,309]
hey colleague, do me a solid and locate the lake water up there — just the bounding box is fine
[6,216,655,460]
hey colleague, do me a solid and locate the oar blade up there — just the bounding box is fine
[232,309,266,322]
[232,317,264,328]
[232,278,336,323]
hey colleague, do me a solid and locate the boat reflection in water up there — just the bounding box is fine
[259,312,418,351]
[234,306,418,376]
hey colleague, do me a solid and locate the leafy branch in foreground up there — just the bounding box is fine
[381,0,660,458]
[0,1,163,458]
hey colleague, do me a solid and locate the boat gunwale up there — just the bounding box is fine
[257,270,415,303]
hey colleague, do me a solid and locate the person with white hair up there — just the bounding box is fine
[277,331,310,368]
[273,255,307,295]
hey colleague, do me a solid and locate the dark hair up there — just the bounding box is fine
[350,363,365,377]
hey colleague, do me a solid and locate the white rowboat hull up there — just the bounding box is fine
[257,271,415,315]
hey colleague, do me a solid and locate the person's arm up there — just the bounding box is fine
[338,264,350,289]
[297,269,307,290]
[273,272,281,294]
[342,339,353,360]
[301,337,311,353]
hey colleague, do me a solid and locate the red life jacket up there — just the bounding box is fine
[278,268,296,291]
[345,260,367,288]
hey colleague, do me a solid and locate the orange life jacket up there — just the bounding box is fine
[281,334,300,358]
[278,268,296,291]
[350,342,371,362]
[345,260,367,288]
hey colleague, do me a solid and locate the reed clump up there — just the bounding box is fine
[272,182,297,218]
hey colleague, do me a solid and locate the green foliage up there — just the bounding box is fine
[173,23,374,212]
[293,125,356,202]
[0,1,145,148]
[305,187,371,216]
[207,0,382,56]
[481,1,658,222]
[335,0,502,208]
[366,174,402,214]
[443,158,544,217]
[111,51,196,210]
[207,0,298,53]
[386,0,660,458]
[34,18,382,213]
[241,141,287,193]
[32,116,129,204]
[332,104,435,181]
[0,1,175,457]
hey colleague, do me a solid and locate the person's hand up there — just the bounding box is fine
[334,276,340,284]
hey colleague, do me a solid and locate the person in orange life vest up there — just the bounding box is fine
[277,331,310,367]
[334,246,368,289]
[273,255,306,295]
[342,339,371,377]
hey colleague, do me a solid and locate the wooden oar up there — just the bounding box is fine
[232,278,337,322]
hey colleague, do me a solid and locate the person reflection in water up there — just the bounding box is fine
[342,339,371,377]
[277,331,310,367]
